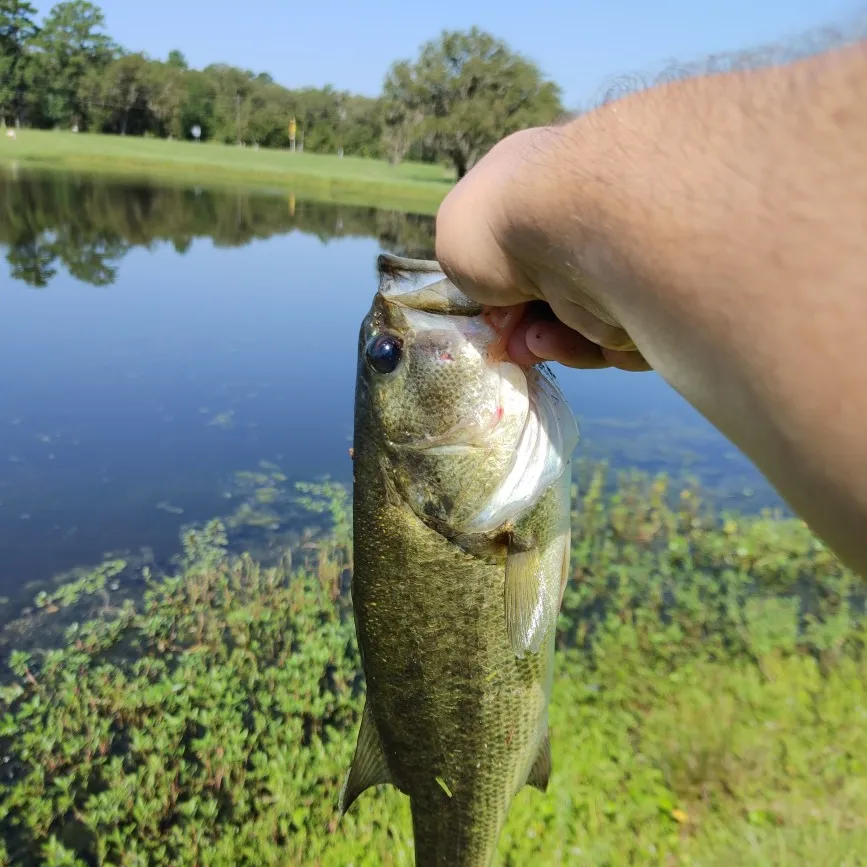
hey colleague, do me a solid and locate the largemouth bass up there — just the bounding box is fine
[341,254,579,866]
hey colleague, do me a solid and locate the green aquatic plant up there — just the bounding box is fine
[32,560,127,614]
[0,466,865,865]
[155,501,184,516]
[206,411,235,430]
[0,523,361,866]
[293,480,351,543]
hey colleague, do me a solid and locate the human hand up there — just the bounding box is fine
[435,126,651,372]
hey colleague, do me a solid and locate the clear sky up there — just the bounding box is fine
[70,0,865,107]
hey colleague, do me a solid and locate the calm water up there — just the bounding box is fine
[0,172,778,598]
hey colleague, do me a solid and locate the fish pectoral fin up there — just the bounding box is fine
[506,531,569,658]
[504,494,572,658]
[505,543,546,657]
[338,702,396,815]
[526,733,552,792]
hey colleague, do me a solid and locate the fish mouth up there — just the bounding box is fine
[401,441,484,456]
[391,404,506,456]
[393,430,488,456]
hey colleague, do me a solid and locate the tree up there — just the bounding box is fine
[246,81,292,147]
[341,94,383,159]
[0,0,39,127]
[146,60,186,138]
[203,63,255,144]
[166,49,187,70]
[178,68,215,140]
[380,93,421,166]
[383,27,563,178]
[290,85,346,154]
[97,52,150,134]
[32,1,115,129]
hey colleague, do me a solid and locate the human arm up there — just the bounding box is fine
[435,41,867,576]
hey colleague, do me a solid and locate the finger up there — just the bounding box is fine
[505,317,546,366]
[435,130,550,307]
[484,304,529,360]
[436,215,537,307]
[548,294,636,351]
[602,348,653,372]
[523,320,611,369]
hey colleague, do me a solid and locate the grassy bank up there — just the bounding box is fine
[1,467,865,865]
[0,130,453,214]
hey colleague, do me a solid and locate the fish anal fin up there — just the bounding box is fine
[339,702,395,815]
[526,733,552,793]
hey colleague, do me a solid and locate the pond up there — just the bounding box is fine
[0,171,779,602]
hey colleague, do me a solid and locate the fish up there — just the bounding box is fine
[340,253,579,866]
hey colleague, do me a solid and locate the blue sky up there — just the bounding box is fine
[74,0,865,107]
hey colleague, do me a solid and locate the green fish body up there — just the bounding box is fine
[341,254,578,866]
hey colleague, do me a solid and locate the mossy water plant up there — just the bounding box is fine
[0,467,865,865]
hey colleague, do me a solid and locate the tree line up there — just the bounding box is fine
[0,1,564,176]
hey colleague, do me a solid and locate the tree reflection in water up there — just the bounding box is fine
[0,172,436,288]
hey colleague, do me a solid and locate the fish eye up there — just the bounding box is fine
[366,334,403,375]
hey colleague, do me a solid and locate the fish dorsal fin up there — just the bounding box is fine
[339,702,395,815]
[526,733,552,792]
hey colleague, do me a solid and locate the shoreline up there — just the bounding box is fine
[0,130,452,215]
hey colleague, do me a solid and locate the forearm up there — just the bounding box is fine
[536,43,867,572]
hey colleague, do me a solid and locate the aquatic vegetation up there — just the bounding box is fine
[31,560,127,615]
[155,502,184,516]
[0,467,865,865]
[206,411,235,430]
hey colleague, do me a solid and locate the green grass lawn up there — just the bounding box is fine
[0,129,454,213]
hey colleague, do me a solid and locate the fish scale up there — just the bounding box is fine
[341,254,577,866]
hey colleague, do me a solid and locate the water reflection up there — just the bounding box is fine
[0,172,437,288]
